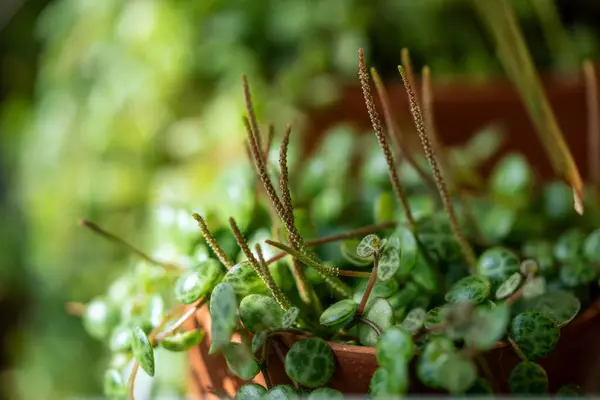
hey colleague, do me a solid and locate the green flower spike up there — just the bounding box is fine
[477,247,520,287]
[239,294,283,333]
[234,383,267,400]
[510,311,560,360]
[508,361,548,394]
[284,338,335,388]
[445,275,491,304]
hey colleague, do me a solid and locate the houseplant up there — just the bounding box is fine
[72,1,600,398]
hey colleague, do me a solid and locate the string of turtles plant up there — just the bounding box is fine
[72,7,600,400]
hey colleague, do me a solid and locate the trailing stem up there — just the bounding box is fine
[79,220,181,271]
[192,213,234,269]
[356,251,380,315]
[398,66,477,271]
[358,49,416,229]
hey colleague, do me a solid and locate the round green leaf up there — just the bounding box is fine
[160,329,205,352]
[401,307,426,334]
[374,192,394,223]
[224,342,260,380]
[223,262,269,298]
[353,279,398,310]
[424,305,448,329]
[110,324,133,353]
[209,282,238,353]
[357,234,383,258]
[511,311,560,360]
[490,153,532,199]
[319,299,357,327]
[523,240,556,275]
[175,260,223,304]
[522,276,546,299]
[477,247,520,287]
[240,294,283,333]
[104,369,127,398]
[235,383,267,400]
[556,384,583,398]
[560,260,597,288]
[396,226,418,278]
[83,297,119,340]
[307,388,344,400]
[359,299,394,346]
[417,337,455,388]
[584,229,600,263]
[445,275,491,304]
[285,338,335,388]
[340,239,372,267]
[412,252,438,293]
[508,361,548,394]
[369,367,408,397]
[282,307,299,328]
[516,290,580,327]
[437,354,477,394]
[417,214,462,263]
[262,385,298,400]
[377,246,400,281]
[543,181,573,221]
[377,326,414,367]
[555,229,586,263]
[480,204,515,242]
[132,325,155,377]
[495,272,523,300]
[251,331,268,354]
[465,303,510,350]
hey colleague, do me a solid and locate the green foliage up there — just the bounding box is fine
[285,338,335,388]
[445,275,491,304]
[477,247,520,287]
[319,300,357,327]
[224,263,270,298]
[235,383,267,400]
[515,290,581,327]
[263,385,298,400]
[400,307,426,334]
[508,361,549,394]
[417,337,455,388]
[224,343,260,380]
[307,388,344,400]
[83,297,119,340]
[209,282,238,353]
[160,329,205,352]
[131,326,155,377]
[376,327,414,368]
[174,260,223,304]
[359,299,394,346]
[464,303,509,350]
[239,295,283,333]
[103,369,127,398]
[495,272,523,300]
[510,311,560,360]
[437,354,478,394]
[357,234,383,258]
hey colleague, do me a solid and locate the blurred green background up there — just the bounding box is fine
[1,0,599,398]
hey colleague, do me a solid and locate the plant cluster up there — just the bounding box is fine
[74,3,600,399]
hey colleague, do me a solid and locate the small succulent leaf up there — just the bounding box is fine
[515,290,580,327]
[132,325,155,377]
[109,324,133,353]
[175,260,223,304]
[480,203,515,243]
[209,282,238,353]
[445,275,491,304]
[240,294,283,333]
[223,262,269,298]
[560,260,598,288]
[401,307,427,334]
[282,307,300,328]
[369,367,408,397]
[508,361,548,394]
[465,303,510,350]
[556,384,583,398]
[495,272,523,300]
[224,342,260,380]
[396,226,418,278]
[307,388,344,400]
[416,214,462,263]
[284,338,335,388]
[357,234,383,258]
[234,383,267,400]
[467,378,493,395]
[103,369,127,398]
[554,229,586,263]
[353,279,398,310]
[374,192,395,223]
[340,240,373,267]
[444,302,477,340]
[543,180,574,221]
[424,305,449,330]
[251,331,268,354]
[376,326,414,367]
[417,337,456,388]
[584,229,600,263]
[477,247,520,287]
[83,297,119,340]
[523,240,556,275]
[522,276,547,299]
[160,329,205,352]
[359,299,394,346]
[510,311,560,360]
[262,385,298,400]
[319,299,357,327]
[412,252,437,293]
[490,153,532,200]
[377,246,400,281]
[437,354,478,394]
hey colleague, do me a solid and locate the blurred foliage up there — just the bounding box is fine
[0,0,599,398]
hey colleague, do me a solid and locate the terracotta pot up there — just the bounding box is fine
[188,70,600,397]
